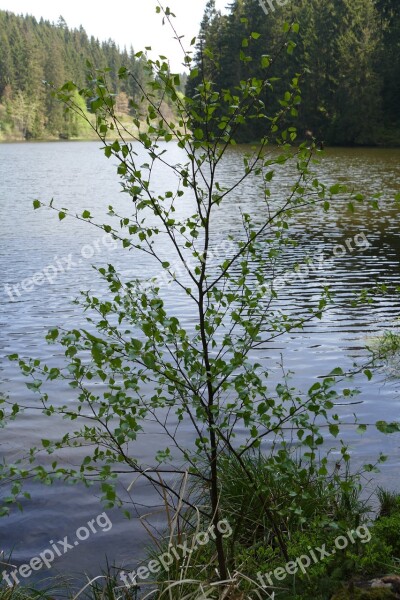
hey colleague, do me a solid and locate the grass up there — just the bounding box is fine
[377,488,400,518]
[0,585,56,599]
[367,331,400,376]
[130,452,368,599]
[1,458,400,600]
[143,454,400,600]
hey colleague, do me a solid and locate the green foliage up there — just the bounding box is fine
[345,535,395,577]
[145,465,398,599]
[0,2,397,145]
[371,515,400,558]
[0,10,149,140]
[367,331,400,380]
[369,331,400,361]
[377,488,400,518]
[186,0,397,146]
[201,453,367,549]
[1,4,398,592]
[194,453,373,598]
[340,491,400,578]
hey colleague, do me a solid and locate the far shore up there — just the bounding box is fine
[1,135,400,149]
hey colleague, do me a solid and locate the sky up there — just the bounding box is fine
[0,0,229,71]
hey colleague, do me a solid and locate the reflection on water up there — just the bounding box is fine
[1,142,400,586]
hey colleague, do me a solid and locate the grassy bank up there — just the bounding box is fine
[2,458,400,600]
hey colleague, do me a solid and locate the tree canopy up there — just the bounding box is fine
[0,10,147,139]
[186,0,400,146]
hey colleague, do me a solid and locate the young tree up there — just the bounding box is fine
[0,4,394,592]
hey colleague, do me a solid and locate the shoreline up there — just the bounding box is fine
[1,136,400,149]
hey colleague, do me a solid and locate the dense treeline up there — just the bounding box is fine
[187,0,400,146]
[0,11,148,140]
[1,3,399,145]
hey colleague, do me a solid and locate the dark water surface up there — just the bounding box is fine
[1,142,400,588]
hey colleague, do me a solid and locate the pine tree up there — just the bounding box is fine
[186,0,392,145]
[375,0,400,128]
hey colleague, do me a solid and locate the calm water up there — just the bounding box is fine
[1,142,400,589]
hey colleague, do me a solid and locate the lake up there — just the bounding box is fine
[1,141,400,590]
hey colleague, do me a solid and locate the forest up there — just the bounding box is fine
[0,1,399,145]
[0,10,148,140]
[187,0,400,145]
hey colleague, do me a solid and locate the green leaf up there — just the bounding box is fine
[118,163,127,176]
[261,55,270,68]
[308,382,321,394]
[47,328,59,341]
[58,211,66,221]
[329,184,341,195]
[33,200,41,210]
[26,381,42,391]
[364,369,372,381]
[376,421,400,434]
[142,323,152,337]
[329,424,339,438]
